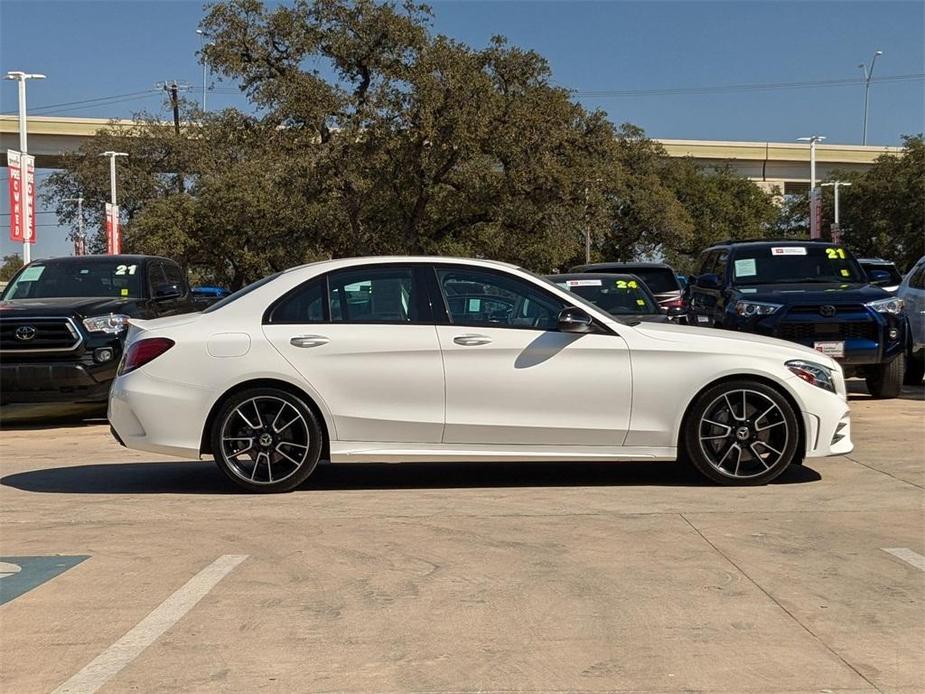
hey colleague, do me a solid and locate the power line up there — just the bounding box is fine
[1,89,160,116]
[574,73,925,98]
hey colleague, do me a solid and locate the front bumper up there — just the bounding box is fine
[0,360,116,405]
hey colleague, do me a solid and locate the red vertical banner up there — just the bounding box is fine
[23,153,36,244]
[7,150,23,242]
[105,203,121,255]
[809,188,822,240]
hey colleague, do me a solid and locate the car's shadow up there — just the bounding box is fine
[847,381,924,402]
[0,459,821,495]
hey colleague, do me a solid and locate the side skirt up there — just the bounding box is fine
[329,442,678,464]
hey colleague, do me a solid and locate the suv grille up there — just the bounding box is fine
[0,317,82,352]
[777,322,878,341]
[787,304,866,315]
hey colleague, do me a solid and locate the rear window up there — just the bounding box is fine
[551,277,658,315]
[623,268,679,294]
[861,262,902,286]
[202,272,282,313]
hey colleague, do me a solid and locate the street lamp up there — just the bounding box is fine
[858,50,883,145]
[196,29,211,110]
[4,71,46,264]
[99,151,129,207]
[797,135,826,239]
[100,152,128,255]
[820,181,852,243]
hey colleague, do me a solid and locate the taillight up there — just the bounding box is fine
[119,337,175,375]
[664,297,685,308]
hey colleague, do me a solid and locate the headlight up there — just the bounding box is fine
[735,300,783,317]
[82,313,129,334]
[865,297,904,315]
[786,359,836,393]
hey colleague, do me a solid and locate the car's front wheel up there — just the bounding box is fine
[866,353,905,399]
[683,380,801,486]
[211,387,323,493]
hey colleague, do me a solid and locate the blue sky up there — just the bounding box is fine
[1,0,923,259]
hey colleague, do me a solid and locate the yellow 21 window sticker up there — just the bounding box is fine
[615,280,639,289]
[826,247,847,260]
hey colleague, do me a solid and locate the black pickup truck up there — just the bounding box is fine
[0,255,197,418]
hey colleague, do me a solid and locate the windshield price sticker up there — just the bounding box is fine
[17,266,45,282]
[771,247,807,256]
[565,279,601,287]
[826,248,847,260]
[615,280,638,289]
[734,258,757,277]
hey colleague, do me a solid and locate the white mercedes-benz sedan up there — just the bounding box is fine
[109,257,852,492]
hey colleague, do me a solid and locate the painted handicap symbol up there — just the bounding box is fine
[0,556,89,605]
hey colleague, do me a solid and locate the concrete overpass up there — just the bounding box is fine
[1,115,903,192]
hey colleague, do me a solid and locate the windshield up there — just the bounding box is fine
[624,268,679,294]
[549,277,658,315]
[2,260,143,300]
[732,245,865,285]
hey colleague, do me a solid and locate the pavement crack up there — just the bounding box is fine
[678,512,884,694]
[843,454,924,489]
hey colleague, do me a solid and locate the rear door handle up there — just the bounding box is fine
[290,334,330,348]
[453,334,492,346]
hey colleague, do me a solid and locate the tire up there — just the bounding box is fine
[866,353,905,399]
[683,380,801,486]
[904,350,924,386]
[210,387,323,493]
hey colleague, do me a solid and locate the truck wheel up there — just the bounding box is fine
[904,350,924,385]
[866,354,905,399]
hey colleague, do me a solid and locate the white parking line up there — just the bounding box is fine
[52,554,248,694]
[882,547,925,572]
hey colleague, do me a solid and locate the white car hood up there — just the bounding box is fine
[628,320,839,368]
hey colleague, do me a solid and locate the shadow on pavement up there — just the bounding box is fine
[0,459,821,495]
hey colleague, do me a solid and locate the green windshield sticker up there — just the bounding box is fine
[17,265,45,282]
[636,299,646,306]
[734,258,757,277]
[840,269,850,277]
[467,298,480,312]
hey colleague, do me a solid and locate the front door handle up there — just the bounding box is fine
[453,334,492,346]
[290,334,330,348]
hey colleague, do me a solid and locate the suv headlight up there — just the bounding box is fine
[735,300,783,317]
[82,313,130,334]
[786,359,836,393]
[865,297,904,315]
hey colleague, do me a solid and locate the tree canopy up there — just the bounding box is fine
[45,0,795,287]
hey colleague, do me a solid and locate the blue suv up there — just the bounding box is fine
[687,240,908,398]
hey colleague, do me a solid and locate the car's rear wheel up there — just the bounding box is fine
[684,380,800,486]
[866,353,905,399]
[903,349,924,386]
[211,388,323,493]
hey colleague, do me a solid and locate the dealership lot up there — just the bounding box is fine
[0,382,922,693]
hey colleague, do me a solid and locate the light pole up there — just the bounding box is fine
[196,29,210,110]
[4,71,46,264]
[858,50,882,145]
[64,196,85,255]
[820,181,852,243]
[797,135,826,239]
[100,151,128,254]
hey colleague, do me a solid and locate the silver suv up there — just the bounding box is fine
[898,256,925,384]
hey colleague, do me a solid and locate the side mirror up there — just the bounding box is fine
[868,269,891,285]
[558,307,594,334]
[154,282,182,301]
[696,273,722,290]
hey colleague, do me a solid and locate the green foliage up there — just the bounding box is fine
[837,135,924,271]
[44,0,782,287]
[0,254,24,283]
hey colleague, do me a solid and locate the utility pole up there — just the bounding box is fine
[4,71,46,264]
[157,80,190,193]
[821,181,852,243]
[64,196,85,255]
[859,50,883,145]
[797,135,826,239]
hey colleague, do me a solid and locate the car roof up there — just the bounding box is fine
[30,254,174,264]
[857,258,895,265]
[547,272,646,281]
[284,255,520,275]
[571,262,674,271]
[706,240,836,250]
